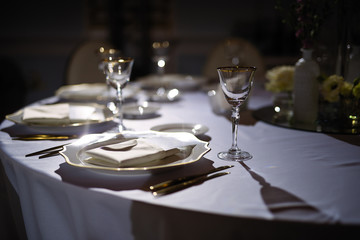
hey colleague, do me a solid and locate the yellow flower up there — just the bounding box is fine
[265,66,294,93]
[340,81,353,97]
[320,75,344,102]
[353,82,360,99]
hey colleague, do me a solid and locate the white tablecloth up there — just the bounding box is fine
[1,87,360,240]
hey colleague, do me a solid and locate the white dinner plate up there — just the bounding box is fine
[147,88,181,102]
[150,123,209,136]
[55,83,140,101]
[6,103,115,127]
[122,102,161,118]
[60,131,210,174]
[137,74,207,91]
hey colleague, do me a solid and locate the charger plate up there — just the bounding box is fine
[60,131,210,174]
[151,123,209,136]
[123,102,161,119]
[55,83,140,101]
[137,74,207,91]
[6,103,114,127]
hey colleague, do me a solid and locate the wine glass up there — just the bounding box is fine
[97,47,122,101]
[97,47,122,71]
[217,66,256,161]
[152,40,169,74]
[103,57,134,132]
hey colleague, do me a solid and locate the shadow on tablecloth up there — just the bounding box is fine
[129,162,357,240]
[55,157,216,191]
[238,162,338,223]
[130,197,357,240]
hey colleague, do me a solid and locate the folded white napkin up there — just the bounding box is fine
[60,84,109,100]
[22,103,101,125]
[85,138,186,167]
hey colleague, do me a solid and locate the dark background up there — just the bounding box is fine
[0,1,359,239]
[0,0,358,118]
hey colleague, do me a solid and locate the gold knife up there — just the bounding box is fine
[26,143,69,157]
[13,135,78,140]
[152,171,230,196]
[150,165,234,192]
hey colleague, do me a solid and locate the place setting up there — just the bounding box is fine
[5,49,231,199]
[6,50,217,181]
[136,74,209,103]
[150,123,209,137]
[55,82,140,102]
[146,87,181,103]
[59,131,210,174]
[122,101,161,119]
[4,101,117,138]
[137,73,207,92]
[22,126,229,197]
[14,53,212,175]
[6,102,114,127]
[5,55,133,136]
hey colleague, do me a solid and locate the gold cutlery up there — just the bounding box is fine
[25,143,69,158]
[13,134,78,141]
[152,171,230,196]
[150,165,234,192]
[38,151,62,159]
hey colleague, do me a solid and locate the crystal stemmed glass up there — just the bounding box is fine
[103,57,134,132]
[97,47,122,72]
[97,47,122,101]
[217,66,256,161]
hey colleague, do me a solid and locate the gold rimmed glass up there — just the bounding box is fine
[217,66,256,161]
[97,47,122,103]
[103,57,134,132]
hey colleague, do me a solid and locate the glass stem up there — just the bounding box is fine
[230,106,241,154]
[106,78,111,100]
[115,86,124,130]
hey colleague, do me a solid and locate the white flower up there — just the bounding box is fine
[265,66,294,93]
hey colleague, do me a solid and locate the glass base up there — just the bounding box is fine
[217,151,252,162]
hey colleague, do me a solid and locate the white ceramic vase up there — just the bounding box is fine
[293,48,320,124]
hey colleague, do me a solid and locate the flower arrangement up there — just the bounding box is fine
[320,75,360,103]
[319,74,360,129]
[265,66,295,93]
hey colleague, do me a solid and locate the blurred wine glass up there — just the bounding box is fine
[97,47,122,72]
[103,57,134,132]
[152,41,169,75]
[97,47,122,108]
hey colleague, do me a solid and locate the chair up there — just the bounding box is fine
[65,40,114,85]
[203,37,265,82]
[0,57,27,120]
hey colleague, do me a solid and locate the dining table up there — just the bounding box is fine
[1,76,360,240]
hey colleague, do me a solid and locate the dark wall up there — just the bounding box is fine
[1,0,350,112]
